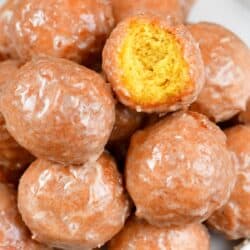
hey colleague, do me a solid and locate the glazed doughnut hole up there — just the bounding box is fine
[18,153,130,249]
[0,56,115,165]
[125,111,236,227]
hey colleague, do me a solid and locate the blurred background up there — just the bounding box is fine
[189,0,250,45]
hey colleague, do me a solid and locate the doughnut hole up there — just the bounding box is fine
[119,20,192,107]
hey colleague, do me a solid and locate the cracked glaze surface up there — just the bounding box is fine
[0,183,50,249]
[0,0,19,59]
[189,22,250,122]
[126,111,236,227]
[0,57,115,165]
[9,0,114,63]
[18,153,130,250]
[108,216,210,250]
[208,125,250,240]
[110,0,185,23]
[0,60,34,183]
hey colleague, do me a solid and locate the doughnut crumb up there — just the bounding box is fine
[119,20,191,106]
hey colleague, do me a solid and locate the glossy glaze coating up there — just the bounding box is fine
[0,114,35,184]
[109,103,145,142]
[9,0,114,63]
[126,111,235,227]
[0,60,21,91]
[208,125,250,239]
[0,60,34,184]
[103,15,205,113]
[0,183,50,249]
[0,57,115,165]
[108,217,210,250]
[111,0,184,23]
[189,22,250,122]
[0,0,19,60]
[18,153,130,250]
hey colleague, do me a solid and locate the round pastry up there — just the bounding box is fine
[208,125,250,239]
[109,103,145,142]
[18,153,130,250]
[188,22,250,122]
[108,216,210,250]
[0,57,115,165]
[103,15,205,113]
[111,0,184,24]
[125,111,235,227]
[0,0,19,60]
[0,60,34,184]
[0,183,50,249]
[9,0,114,63]
[239,100,250,124]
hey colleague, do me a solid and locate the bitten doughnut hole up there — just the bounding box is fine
[119,20,191,107]
[103,15,205,113]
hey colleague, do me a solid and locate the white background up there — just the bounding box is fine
[189,0,250,46]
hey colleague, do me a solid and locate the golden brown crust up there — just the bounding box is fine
[0,115,35,183]
[18,153,130,250]
[102,15,205,113]
[125,111,236,227]
[111,0,185,24]
[109,103,145,142]
[108,217,210,250]
[0,0,19,60]
[0,60,34,184]
[0,57,115,165]
[189,22,250,122]
[9,0,114,63]
[0,183,50,249]
[208,125,250,239]
[0,60,21,91]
